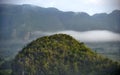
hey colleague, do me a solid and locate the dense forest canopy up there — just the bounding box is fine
[12,34,120,75]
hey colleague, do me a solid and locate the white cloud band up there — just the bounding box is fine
[32,30,120,42]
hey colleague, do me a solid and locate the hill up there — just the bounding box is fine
[12,34,120,75]
[0,4,120,61]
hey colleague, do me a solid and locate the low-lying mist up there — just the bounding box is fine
[32,30,120,42]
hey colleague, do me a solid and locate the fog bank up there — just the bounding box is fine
[32,30,120,42]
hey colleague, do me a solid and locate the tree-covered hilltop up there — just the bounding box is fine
[12,34,120,75]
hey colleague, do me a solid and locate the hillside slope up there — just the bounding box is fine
[12,34,120,75]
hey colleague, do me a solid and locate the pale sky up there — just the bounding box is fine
[0,0,120,15]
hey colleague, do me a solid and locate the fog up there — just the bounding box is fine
[32,30,120,42]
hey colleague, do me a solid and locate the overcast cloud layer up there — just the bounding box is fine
[32,30,120,42]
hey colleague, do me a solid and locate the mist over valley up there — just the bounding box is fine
[32,30,120,42]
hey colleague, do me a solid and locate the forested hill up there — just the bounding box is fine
[12,34,120,75]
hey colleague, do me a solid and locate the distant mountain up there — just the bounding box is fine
[12,34,120,75]
[0,4,120,40]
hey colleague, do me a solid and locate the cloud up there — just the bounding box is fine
[32,30,120,42]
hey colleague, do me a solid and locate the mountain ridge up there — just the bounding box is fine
[1,4,119,15]
[0,4,120,41]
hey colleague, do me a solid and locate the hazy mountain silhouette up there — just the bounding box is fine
[0,4,120,40]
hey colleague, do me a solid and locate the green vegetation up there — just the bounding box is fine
[0,59,12,75]
[12,34,120,75]
[0,69,12,75]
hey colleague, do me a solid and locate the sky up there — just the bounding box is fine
[0,0,120,15]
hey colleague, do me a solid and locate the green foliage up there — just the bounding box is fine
[12,34,120,75]
[0,69,12,75]
[0,59,12,75]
